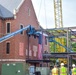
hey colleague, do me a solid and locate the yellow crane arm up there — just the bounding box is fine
[54,0,63,28]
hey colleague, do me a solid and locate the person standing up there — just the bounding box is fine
[51,65,59,75]
[60,63,67,75]
[71,64,76,75]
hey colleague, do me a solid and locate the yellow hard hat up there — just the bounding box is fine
[61,63,64,66]
[72,64,75,67]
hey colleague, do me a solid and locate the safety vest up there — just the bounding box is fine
[52,67,58,75]
[60,66,67,75]
[72,68,76,75]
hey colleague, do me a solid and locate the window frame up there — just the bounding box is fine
[6,41,10,54]
[6,22,11,34]
[20,24,24,35]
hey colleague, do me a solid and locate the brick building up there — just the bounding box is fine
[0,0,49,70]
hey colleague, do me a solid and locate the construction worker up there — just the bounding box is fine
[71,64,76,75]
[60,63,67,75]
[51,65,59,75]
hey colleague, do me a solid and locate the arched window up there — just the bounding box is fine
[6,42,10,54]
[20,25,23,34]
[6,22,11,33]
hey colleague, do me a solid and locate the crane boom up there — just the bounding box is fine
[0,25,31,43]
[0,25,38,43]
[54,0,63,28]
[49,37,73,52]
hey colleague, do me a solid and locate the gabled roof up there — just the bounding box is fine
[0,8,3,18]
[0,0,24,18]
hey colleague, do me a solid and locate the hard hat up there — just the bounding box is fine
[72,64,75,67]
[61,63,64,66]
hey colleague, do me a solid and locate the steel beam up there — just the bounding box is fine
[45,27,76,31]
[26,59,53,63]
[43,53,76,58]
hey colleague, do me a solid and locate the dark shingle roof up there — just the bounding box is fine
[0,0,23,18]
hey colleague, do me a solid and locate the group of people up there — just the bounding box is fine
[51,63,76,75]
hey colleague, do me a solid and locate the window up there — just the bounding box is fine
[6,42,10,54]
[45,37,47,45]
[6,23,11,33]
[20,25,23,34]
[28,8,31,16]
[33,46,37,57]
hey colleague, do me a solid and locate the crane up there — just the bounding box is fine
[53,0,68,64]
[54,0,63,28]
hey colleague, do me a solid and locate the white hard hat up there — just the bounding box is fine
[61,63,64,66]
[72,64,75,67]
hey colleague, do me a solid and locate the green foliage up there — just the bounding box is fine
[49,42,56,52]
[72,59,76,64]
[72,43,76,52]
[72,43,76,48]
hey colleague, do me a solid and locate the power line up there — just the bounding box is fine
[44,0,47,29]
[38,0,43,19]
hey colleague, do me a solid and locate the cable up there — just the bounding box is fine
[37,0,48,29]
[44,0,47,29]
[38,0,43,19]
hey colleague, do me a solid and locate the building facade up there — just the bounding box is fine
[0,1,49,73]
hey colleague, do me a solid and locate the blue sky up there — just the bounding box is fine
[32,0,76,29]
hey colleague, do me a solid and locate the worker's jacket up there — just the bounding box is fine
[71,68,76,75]
[52,67,59,75]
[60,66,67,75]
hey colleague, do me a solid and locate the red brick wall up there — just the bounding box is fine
[0,0,39,60]
[13,0,39,59]
[28,36,38,59]
[0,19,16,59]
[0,19,1,38]
[0,0,49,62]
[0,19,2,59]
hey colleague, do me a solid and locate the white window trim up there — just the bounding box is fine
[16,0,25,12]
[6,22,11,34]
